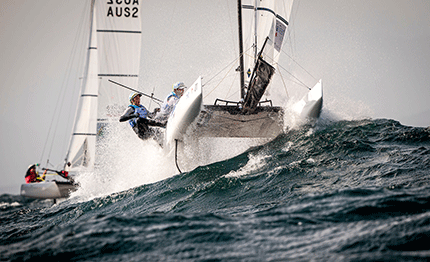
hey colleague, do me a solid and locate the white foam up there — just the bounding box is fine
[70,121,178,201]
[225,152,270,178]
[0,202,21,209]
[179,136,270,172]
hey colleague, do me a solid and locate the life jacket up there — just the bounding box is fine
[128,104,148,128]
[25,169,38,183]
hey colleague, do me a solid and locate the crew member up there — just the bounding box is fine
[25,164,47,183]
[154,81,186,124]
[119,92,165,140]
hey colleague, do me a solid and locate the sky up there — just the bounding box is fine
[1,0,430,194]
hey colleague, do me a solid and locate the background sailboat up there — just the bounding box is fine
[21,0,142,199]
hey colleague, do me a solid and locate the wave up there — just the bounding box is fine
[2,118,430,261]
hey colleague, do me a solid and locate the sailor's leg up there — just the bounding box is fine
[139,117,166,128]
[134,119,151,140]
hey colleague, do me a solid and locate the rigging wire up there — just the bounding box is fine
[203,45,254,99]
[148,85,157,109]
[51,2,89,166]
[224,72,238,100]
[258,39,311,91]
[61,2,89,157]
[281,49,317,82]
[276,64,289,98]
[38,1,89,167]
[202,55,239,90]
[280,0,317,85]
[203,56,239,99]
[276,62,311,90]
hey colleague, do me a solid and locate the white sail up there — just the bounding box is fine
[96,1,142,119]
[241,0,294,86]
[66,0,142,170]
[67,0,99,170]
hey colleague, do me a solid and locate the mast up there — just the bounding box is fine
[253,0,258,61]
[237,0,245,99]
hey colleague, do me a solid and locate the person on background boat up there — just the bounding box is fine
[119,92,165,141]
[25,164,47,183]
[154,81,186,124]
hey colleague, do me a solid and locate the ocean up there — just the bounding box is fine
[1,119,430,261]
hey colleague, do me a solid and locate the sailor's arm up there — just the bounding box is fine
[119,107,138,122]
[148,107,160,118]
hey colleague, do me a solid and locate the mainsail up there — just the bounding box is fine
[96,1,142,119]
[66,0,142,170]
[241,0,294,105]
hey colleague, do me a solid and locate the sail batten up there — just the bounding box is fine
[98,74,138,77]
[96,1,142,118]
[97,29,141,33]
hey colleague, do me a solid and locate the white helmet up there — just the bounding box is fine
[173,82,185,91]
[129,92,142,102]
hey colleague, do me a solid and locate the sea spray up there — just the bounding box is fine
[180,136,271,171]
[70,121,178,201]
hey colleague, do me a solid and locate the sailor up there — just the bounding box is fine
[25,164,46,183]
[119,92,165,141]
[154,81,186,124]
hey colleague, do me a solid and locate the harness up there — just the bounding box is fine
[128,104,148,128]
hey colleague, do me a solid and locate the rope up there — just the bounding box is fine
[175,139,182,173]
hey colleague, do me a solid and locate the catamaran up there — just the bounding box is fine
[21,0,142,200]
[198,0,322,136]
[165,0,323,171]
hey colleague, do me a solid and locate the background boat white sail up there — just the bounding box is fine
[21,0,142,199]
[66,0,142,171]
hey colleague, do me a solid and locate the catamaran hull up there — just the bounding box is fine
[165,76,203,148]
[20,182,77,199]
[293,79,323,120]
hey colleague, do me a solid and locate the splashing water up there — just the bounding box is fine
[70,121,178,201]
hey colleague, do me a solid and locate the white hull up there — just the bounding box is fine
[21,181,77,199]
[293,79,323,120]
[165,76,203,149]
[174,80,323,172]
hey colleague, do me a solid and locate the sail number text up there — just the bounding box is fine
[107,0,139,18]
